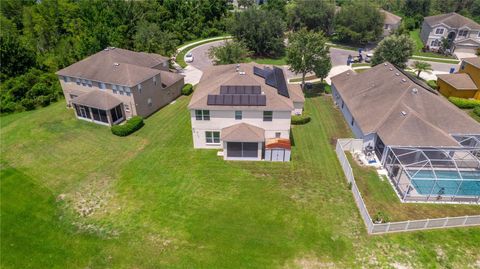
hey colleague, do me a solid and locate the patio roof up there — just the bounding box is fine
[221,123,265,142]
[71,90,122,110]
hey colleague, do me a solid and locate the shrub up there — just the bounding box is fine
[474,106,480,117]
[20,98,36,111]
[373,211,390,224]
[181,83,193,96]
[111,116,144,137]
[427,80,437,90]
[448,97,480,109]
[291,114,311,125]
[323,83,332,94]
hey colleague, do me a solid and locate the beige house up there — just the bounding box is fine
[420,13,480,54]
[56,47,184,126]
[188,63,304,161]
[380,9,402,36]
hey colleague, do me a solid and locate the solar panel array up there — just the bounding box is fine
[207,94,266,106]
[220,85,261,95]
[253,66,289,98]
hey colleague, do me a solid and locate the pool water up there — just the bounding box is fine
[408,170,480,196]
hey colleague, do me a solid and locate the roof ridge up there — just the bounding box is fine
[403,104,457,143]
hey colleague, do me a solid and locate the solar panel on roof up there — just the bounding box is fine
[207,95,216,105]
[224,94,233,105]
[258,95,266,106]
[253,66,265,78]
[206,94,266,106]
[233,94,241,105]
[274,67,289,98]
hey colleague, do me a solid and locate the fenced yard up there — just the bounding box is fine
[336,139,480,234]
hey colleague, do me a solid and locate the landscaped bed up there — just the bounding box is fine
[2,96,480,268]
[347,154,480,222]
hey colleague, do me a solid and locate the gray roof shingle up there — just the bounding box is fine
[424,12,480,29]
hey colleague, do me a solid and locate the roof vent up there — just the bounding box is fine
[389,67,393,71]
[239,71,246,75]
[384,63,388,66]
[235,64,240,72]
[346,72,350,76]
[104,47,109,51]
[401,111,407,116]
[412,88,418,94]
[113,62,120,66]
[402,78,407,83]
[395,72,400,76]
[111,47,116,50]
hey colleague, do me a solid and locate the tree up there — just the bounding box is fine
[287,0,335,34]
[411,61,433,78]
[261,0,287,16]
[229,8,285,56]
[134,20,179,56]
[313,57,332,83]
[334,1,384,44]
[403,0,430,17]
[208,40,251,65]
[286,28,330,89]
[371,35,415,68]
[237,0,254,9]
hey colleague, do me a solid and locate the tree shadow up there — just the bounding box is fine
[304,82,328,98]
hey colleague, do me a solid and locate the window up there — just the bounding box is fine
[195,110,210,120]
[461,62,465,70]
[87,80,92,87]
[76,78,81,85]
[341,100,344,109]
[458,29,468,37]
[66,77,71,83]
[62,76,67,83]
[147,98,152,106]
[235,111,242,120]
[69,94,78,99]
[275,132,281,138]
[351,117,355,126]
[112,84,117,94]
[478,32,480,38]
[430,39,440,47]
[153,76,157,85]
[205,131,220,144]
[81,79,87,86]
[110,105,123,123]
[435,28,444,35]
[384,24,389,29]
[124,104,130,112]
[138,84,142,93]
[125,87,131,96]
[263,111,273,121]
[100,82,106,90]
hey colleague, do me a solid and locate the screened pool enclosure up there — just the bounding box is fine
[383,136,480,203]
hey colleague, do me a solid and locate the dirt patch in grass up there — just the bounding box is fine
[347,153,480,222]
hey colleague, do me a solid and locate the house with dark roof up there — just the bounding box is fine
[332,62,480,203]
[437,57,480,100]
[56,47,184,126]
[188,63,304,161]
[420,12,480,54]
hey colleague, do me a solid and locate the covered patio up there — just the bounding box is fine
[221,123,264,161]
[71,90,125,126]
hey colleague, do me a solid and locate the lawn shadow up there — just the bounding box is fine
[304,82,330,98]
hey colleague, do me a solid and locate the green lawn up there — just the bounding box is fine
[2,96,480,268]
[348,154,480,222]
[409,29,456,60]
[245,55,288,65]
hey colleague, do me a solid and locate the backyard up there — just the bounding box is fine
[1,95,480,268]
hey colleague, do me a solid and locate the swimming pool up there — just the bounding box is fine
[408,170,480,196]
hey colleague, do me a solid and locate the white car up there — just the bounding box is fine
[185,52,194,63]
[365,53,373,63]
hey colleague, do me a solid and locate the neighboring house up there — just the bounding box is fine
[420,12,480,54]
[188,63,305,161]
[380,9,402,36]
[56,47,184,126]
[437,57,480,100]
[331,62,480,203]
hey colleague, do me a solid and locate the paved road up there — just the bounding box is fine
[188,40,226,70]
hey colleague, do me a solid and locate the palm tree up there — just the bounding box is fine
[412,61,433,78]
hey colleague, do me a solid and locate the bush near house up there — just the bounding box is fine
[181,84,193,96]
[111,116,144,136]
[474,106,480,117]
[448,97,480,109]
[427,80,437,89]
[291,114,311,125]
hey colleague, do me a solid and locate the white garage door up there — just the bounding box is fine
[454,46,477,54]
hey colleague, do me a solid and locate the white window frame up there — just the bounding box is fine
[76,78,81,85]
[235,110,242,120]
[112,84,118,94]
[147,98,152,106]
[205,131,220,144]
[263,111,273,122]
[195,110,210,120]
[435,28,445,35]
[458,29,468,38]
[100,82,106,90]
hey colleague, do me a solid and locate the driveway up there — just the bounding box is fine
[188,40,226,71]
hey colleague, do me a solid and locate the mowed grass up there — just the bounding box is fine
[348,154,480,222]
[1,96,480,268]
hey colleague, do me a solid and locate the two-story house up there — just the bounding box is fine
[56,47,184,126]
[437,57,480,99]
[420,12,480,55]
[188,63,305,161]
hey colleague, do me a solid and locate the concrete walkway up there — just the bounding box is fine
[288,65,353,84]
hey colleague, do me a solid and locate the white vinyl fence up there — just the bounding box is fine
[335,139,480,234]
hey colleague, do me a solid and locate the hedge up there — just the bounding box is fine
[181,83,193,95]
[427,80,437,89]
[111,116,144,136]
[474,106,480,117]
[448,97,480,109]
[291,114,311,125]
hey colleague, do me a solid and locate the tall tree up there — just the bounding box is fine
[287,0,335,34]
[286,28,330,89]
[335,1,384,44]
[134,20,179,56]
[371,35,415,68]
[208,40,250,65]
[403,0,431,17]
[229,8,285,56]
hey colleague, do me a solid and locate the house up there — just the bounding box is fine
[420,12,480,54]
[331,62,480,203]
[56,47,184,126]
[187,63,305,161]
[380,9,402,36]
[437,57,480,100]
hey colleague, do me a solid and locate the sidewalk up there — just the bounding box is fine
[288,65,353,84]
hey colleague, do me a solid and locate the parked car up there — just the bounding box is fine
[365,53,373,63]
[185,52,194,63]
